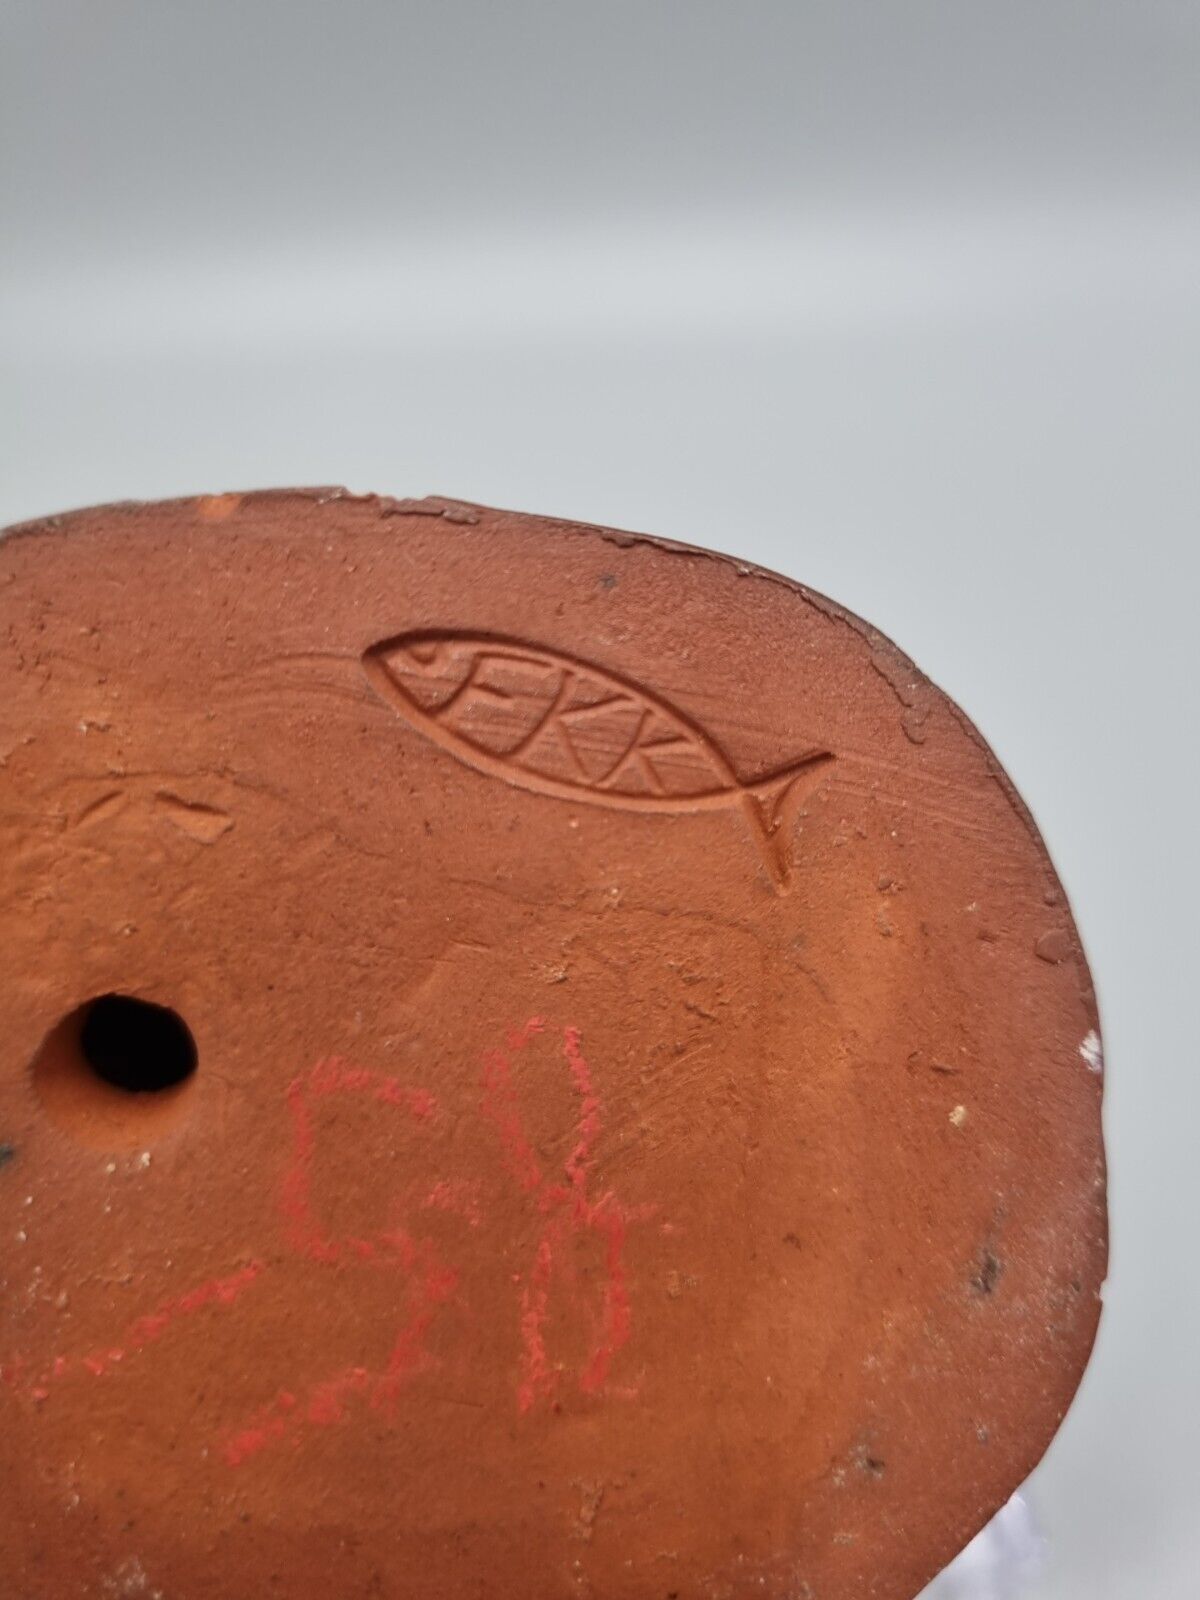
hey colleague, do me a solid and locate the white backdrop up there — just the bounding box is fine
[3,5,1199,1595]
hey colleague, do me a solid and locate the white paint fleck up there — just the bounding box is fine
[949,1104,968,1128]
[1079,1030,1103,1074]
[136,1150,152,1170]
[100,1555,164,1598]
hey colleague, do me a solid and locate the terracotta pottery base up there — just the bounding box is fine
[0,492,1106,1598]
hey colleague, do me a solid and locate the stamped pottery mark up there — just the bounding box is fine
[362,632,833,891]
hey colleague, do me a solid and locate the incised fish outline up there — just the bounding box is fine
[362,631,833,891]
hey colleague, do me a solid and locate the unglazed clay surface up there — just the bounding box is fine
[0,492,1106,1599]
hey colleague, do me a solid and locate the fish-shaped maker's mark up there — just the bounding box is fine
[362,632,833,891]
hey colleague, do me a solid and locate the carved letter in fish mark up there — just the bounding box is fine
[362,632,834,891]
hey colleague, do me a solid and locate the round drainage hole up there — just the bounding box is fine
[78,994,198,1094]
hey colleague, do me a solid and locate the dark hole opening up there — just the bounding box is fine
[79,994,198,1095]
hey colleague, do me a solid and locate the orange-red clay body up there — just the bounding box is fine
[0,492,1106,1598]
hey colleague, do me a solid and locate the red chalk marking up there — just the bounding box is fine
[5,1016,655,1466]
[506,1017,546,1052]
[559,1029,636,1393]
[517,1235,557,1414]
[479,1020,546,1196]
[482,1020,644,1414]
[580,1199,632,1394]
[222,1232,459,1465]
[5,1261,267,1397]
[222,1061,458,1465]
[563,1025,603,1194]
[279,1056,440,1265]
